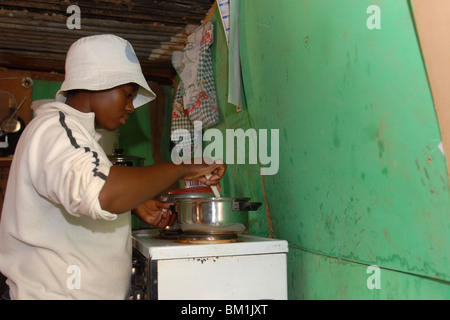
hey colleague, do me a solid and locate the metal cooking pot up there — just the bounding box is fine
[159,187,214,233]
[175,197,262,235]
[108,149,144,167]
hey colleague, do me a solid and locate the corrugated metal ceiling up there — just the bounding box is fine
[0,0,216,84]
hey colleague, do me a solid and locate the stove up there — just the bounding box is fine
[130,229,289,300]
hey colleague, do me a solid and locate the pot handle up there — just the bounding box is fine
[232,201,262,211]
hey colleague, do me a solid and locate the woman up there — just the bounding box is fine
[0,34,226,300]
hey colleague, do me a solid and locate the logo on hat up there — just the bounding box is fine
[125,42,139,64]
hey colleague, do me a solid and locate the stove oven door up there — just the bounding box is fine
[149,253,287,300]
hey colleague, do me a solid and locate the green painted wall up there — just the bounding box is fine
[208,8,271,237]
[233,0,450,299]
[118,101,154,166]
[32,80,61,102]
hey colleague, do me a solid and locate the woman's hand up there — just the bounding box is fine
[133,199,176,229]
[183,160,227,186]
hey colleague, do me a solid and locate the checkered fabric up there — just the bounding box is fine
[171,22,219,155]
[187,23,219,126]
[171,81,195,155]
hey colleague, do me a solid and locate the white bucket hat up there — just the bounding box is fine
[56,34,156,108]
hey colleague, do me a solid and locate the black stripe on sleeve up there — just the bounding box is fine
[59,111,108,181]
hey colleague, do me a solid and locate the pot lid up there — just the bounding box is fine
[108,148,145,160]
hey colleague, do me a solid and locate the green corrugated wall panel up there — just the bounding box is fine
[238,0,450,294]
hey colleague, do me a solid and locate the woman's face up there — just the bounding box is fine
[89,83,139,130]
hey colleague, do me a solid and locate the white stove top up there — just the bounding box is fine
[132,229,289,260]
